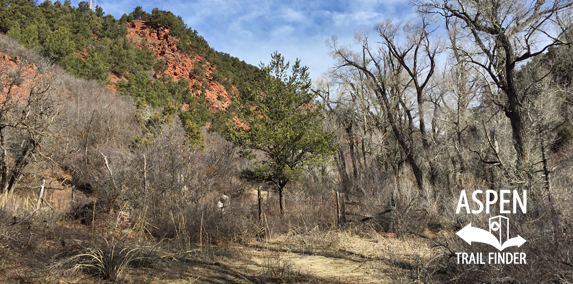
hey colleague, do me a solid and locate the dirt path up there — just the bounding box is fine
[235,247,392,283]
[201,232,432,283]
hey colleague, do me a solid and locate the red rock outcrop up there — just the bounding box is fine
[125,20,234,112]
[0,52,46,104]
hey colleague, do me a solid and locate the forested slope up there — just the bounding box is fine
[0,0,263,146]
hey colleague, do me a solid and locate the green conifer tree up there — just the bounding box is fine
[44,26,75,60]
[6,22,22,42]
[227,52,337,215]
[21,24,39,48]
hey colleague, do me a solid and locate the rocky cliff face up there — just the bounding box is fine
[0,52,45,103]
[124,20,235,112]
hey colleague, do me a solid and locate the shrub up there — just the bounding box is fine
[69,237,144,281]
[553,126,573,150]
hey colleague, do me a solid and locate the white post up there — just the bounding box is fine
[35,178,46,211]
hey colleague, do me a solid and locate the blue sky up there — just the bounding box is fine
[72,0,416,79]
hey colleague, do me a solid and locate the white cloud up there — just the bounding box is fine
[332,10,384,28]
[282,8,307,23]
[271,25,295,39]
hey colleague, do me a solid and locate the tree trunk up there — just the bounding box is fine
[505,97,528,168]
[336,148,351,194]
[258,186,262,222]
[278,184,285,215]
[0,131,7,194]
[8,138,36,197]
[541,140,551,201]
[336,191,341,227]
[407,153,424,191]
[500,33,528,168]
[346,125,359,180]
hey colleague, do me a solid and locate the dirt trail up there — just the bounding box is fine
[177,245,389,284]
[183,233,434,284]
[234,246,391,283]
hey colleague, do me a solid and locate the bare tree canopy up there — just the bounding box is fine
[328,13,441,191]
[420,0,573,168]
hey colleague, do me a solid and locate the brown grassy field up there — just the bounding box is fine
[0,190,448,284]
[0,214,438,283]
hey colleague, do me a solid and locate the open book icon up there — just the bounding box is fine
[456,217,526,251]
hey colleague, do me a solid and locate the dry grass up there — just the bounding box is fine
[222,229,440,283]
[0,197,441,284]
[4,183,570,284]
[0,180,446,284]
[66,237,144,281]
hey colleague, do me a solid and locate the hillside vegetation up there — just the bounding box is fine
[0,0,264,145]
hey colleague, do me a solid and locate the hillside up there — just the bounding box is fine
[0,33,398,284]
[0,1,261,143]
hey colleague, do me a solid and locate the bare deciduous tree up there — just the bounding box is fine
[329,14,441,192]
[0,56,58,196]
[422,0,573,169]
